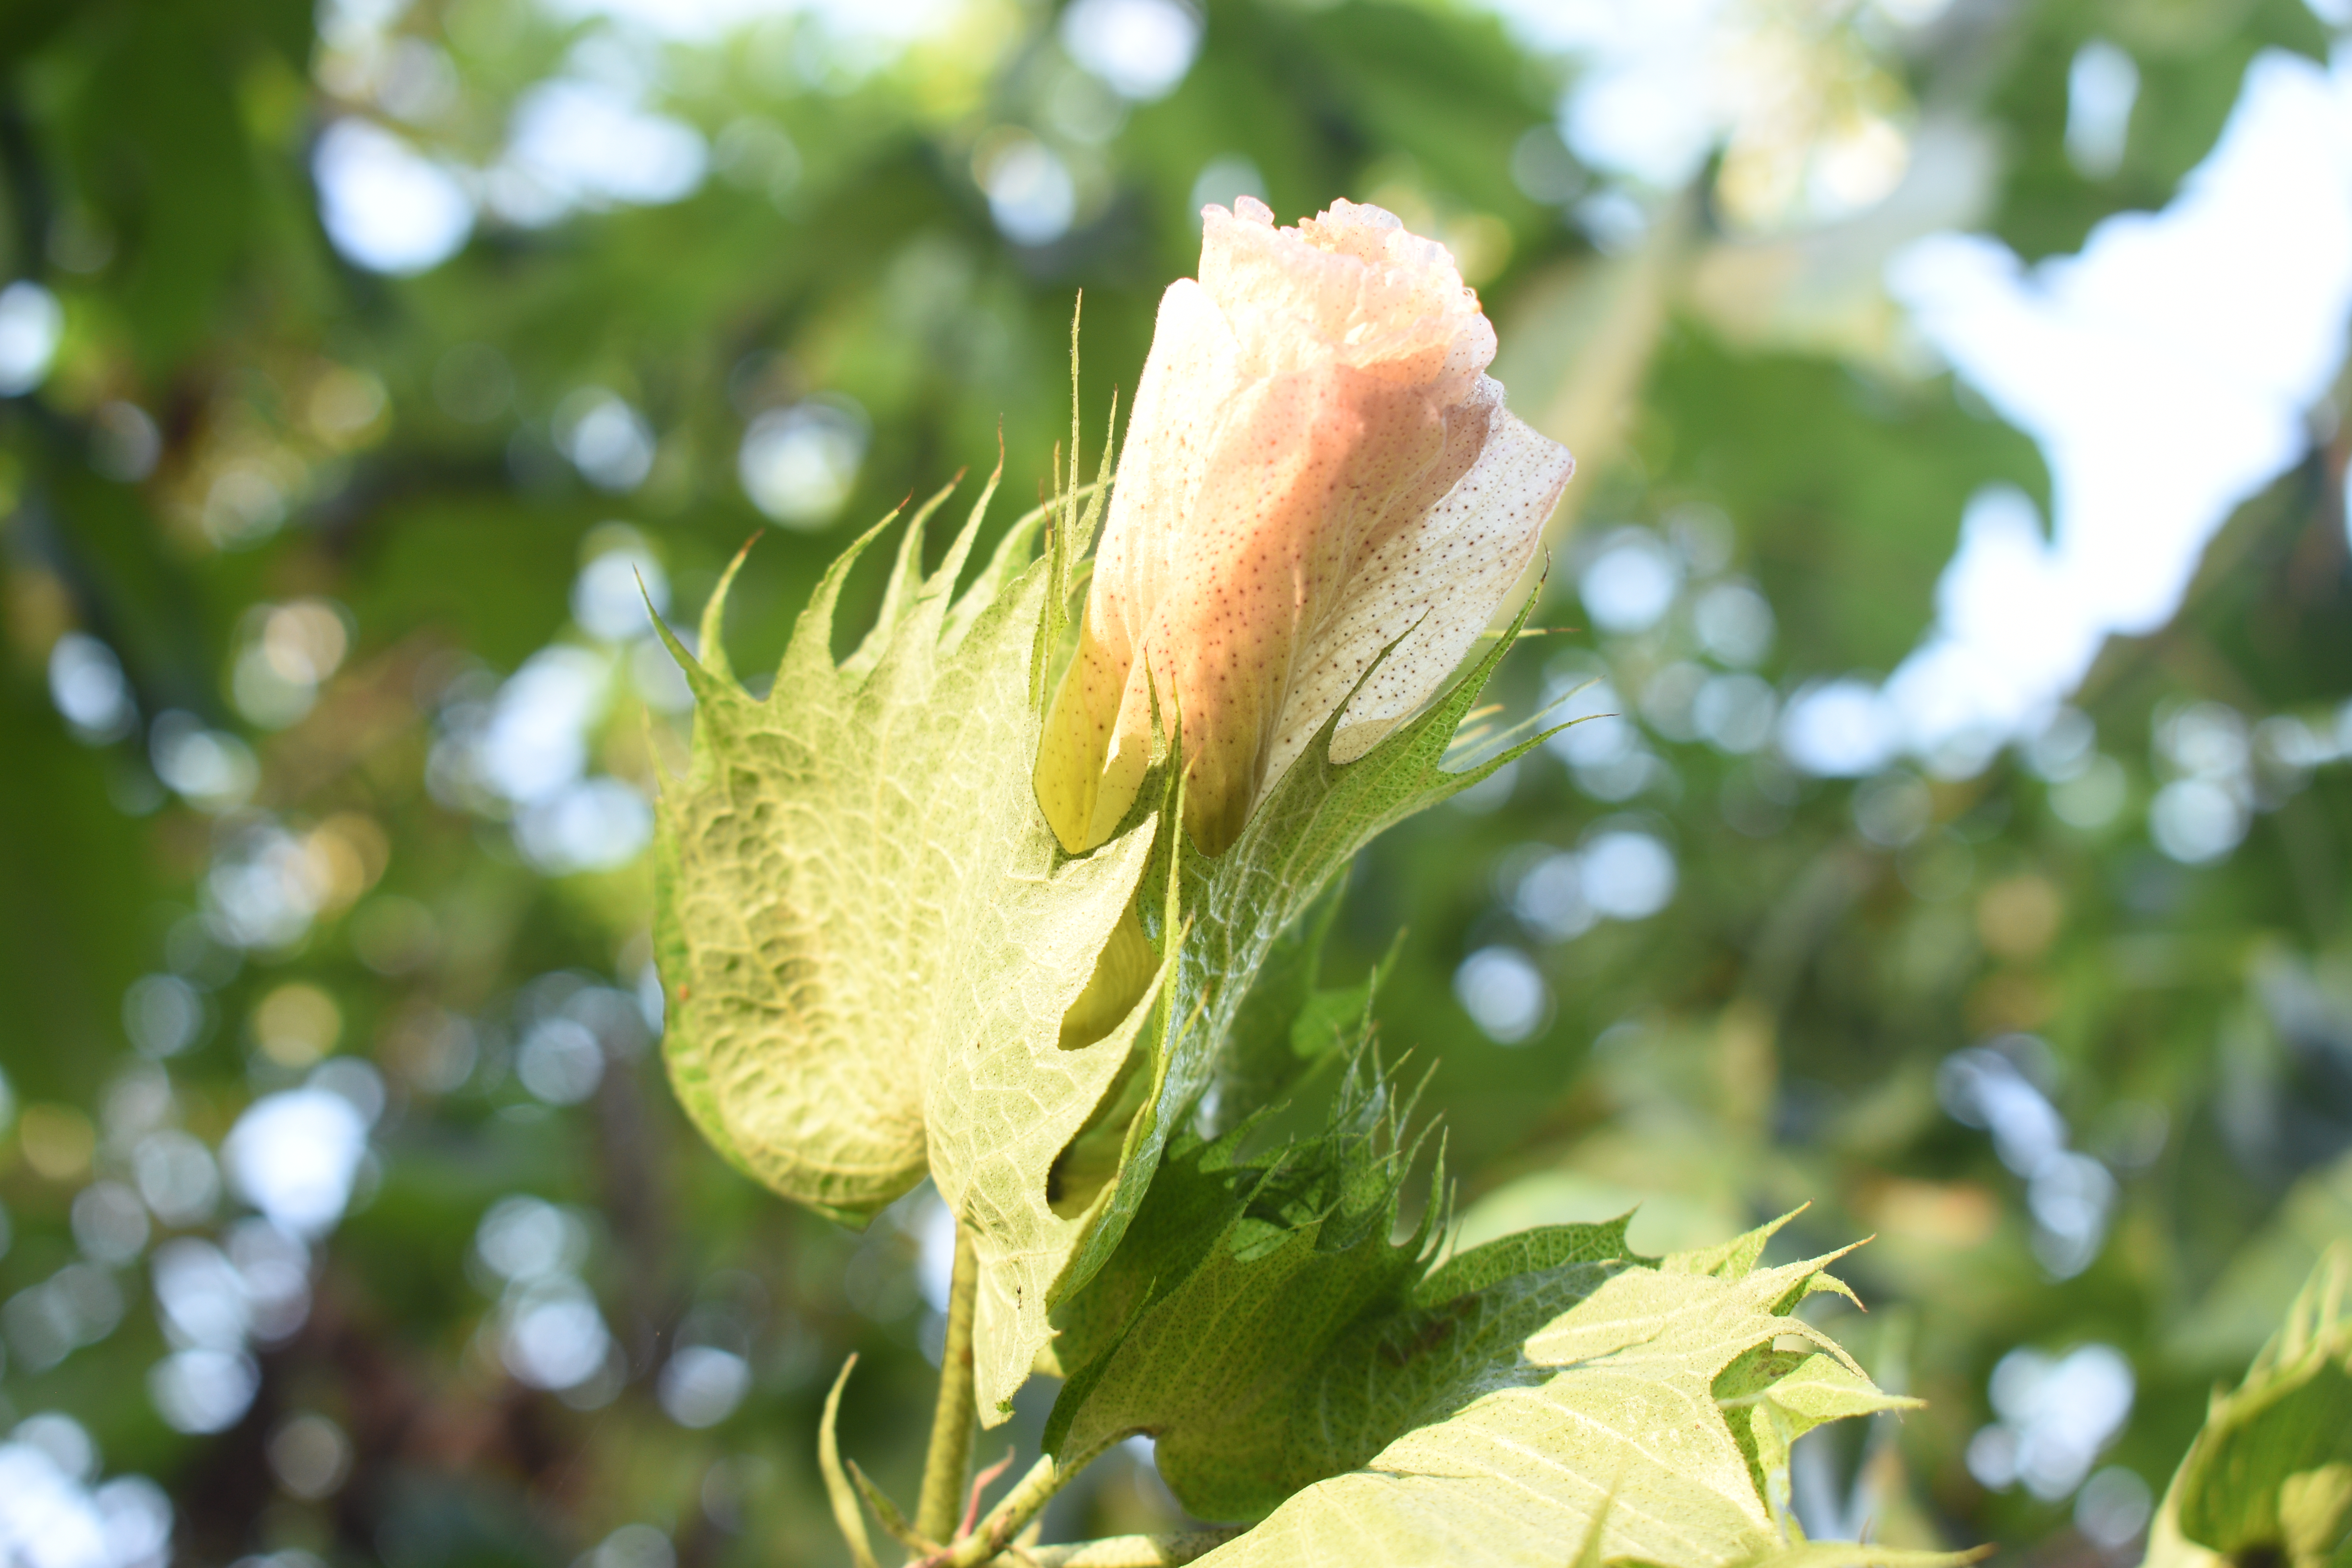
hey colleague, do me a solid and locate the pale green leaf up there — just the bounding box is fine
[1732,1544,1984,1568]
[1665,1209,1803,1281]
[1723,1349,1921,1537]
[1196,1238,1910,1568]
[1755,1353,1920,1433]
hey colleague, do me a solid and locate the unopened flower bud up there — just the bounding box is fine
[1037,196,1575,855]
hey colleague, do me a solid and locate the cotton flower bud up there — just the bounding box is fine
[1036,196,1575,856]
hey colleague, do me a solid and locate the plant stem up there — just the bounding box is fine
[915,1221,982,1545]
[933,1452,1069,1567]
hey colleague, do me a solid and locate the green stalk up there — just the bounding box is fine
[915,1221,982,1545]
[936,1453,1069,1567]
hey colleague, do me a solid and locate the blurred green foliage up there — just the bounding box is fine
[0,0,2347,1565]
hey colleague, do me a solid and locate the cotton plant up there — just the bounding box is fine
[652,198,1949,1568]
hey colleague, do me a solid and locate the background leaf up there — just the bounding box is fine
[2149,1245,2352,1568]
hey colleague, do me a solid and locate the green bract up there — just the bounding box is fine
[651,475,1158,1232]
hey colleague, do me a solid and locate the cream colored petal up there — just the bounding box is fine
[1037,279,1238,853]
[1091,278,1240,631]
[1272,393,1574,776]
[1198,197,1353,370]
[1098,363,1348,853]
[1251,374,1501,787]
[1200,198,1494,392]
[1120,360,1455,853]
